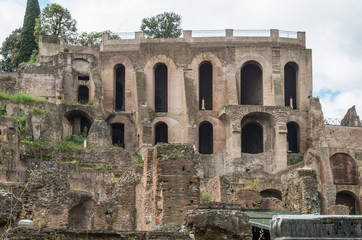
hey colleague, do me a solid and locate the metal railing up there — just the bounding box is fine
[279,30,298,39]
[114,32,136,40]
[324,118,362,127]
[234,29,270,37]
[191,30,226,37]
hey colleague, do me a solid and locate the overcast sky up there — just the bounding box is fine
[0,0,361,119]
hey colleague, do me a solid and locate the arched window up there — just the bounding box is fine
[115,64,125,111]
[242,122,263,154]
[284,62,297,109]
[287,122,299,153]
[111,123,124,148]
[336,191,358,215]
[155,64,168,112]
[78,86,89,104]
[199,62,213,110]
[199,121,213,154]
[155,122,168,145]
[241,62,263,105]
[330,153,358,185]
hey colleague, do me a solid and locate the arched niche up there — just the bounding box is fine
[287,122,299,153]
[64,110,93,137]
[154,63,168,112]
[330,153,358,185]
[242,122,263,154]
[114,64,125,111]
[154,122,168,145]
[199,61,213,110]
[260,189,282,201]
[284,62,298,109]
[240,61,263,105]
[336,191,359,215]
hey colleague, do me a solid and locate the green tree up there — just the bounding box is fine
[19,0,40,63]
[0,28,22,72]
[76,30,120,46]
[140,12,182,38]
[35,3,77,42]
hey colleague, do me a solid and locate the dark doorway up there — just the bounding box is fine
[336,191,358,215]
[111,123,124,148]
[242,122,263,154]
[287,122,299,153]
[155,64,168,112]
[199,62,213,110]
[241,62,263,105]
[199,122,213,154]
[330,153,358,185]
[284,63,297,109]
[155,122,168,145]
[115,64,125,111]
[78,86,89,104]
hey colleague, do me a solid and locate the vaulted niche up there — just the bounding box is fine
[330,153,358,185]
[199,61,213,110]
[111,123,124,148]
[154,122,168,145]
[199,121,213,154]
[260,189,282,201]
[287,122,299,153]
[78,86,89,104]
[155,64,168,112]
[284,62,298,109]
[336,191,358,215]
[115,64,125,111]
[68,200,93,230]
[242,122,263,154]
[65,110,92,137]
[241,61,263,105]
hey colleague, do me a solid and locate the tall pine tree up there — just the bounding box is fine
[19,0,40,63]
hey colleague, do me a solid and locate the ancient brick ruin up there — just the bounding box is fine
[0,29,361,239]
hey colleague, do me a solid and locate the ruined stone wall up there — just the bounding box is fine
[136,144,200,230]
[0,72,17,94]
[325,125,362,150]
[281,168,320,214]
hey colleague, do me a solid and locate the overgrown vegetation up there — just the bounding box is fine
[290,157,304,165]
[0,92,46,103]
[54,134,84,152]
[202,193,213,202]
[133,153,144,165]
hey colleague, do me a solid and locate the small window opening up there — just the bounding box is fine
[78,75,89,81]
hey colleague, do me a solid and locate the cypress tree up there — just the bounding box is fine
[19,0,40,63]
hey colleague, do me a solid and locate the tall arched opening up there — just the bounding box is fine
[154,122,168,145]
[287,122,299,153]
[241,61,263,105]
[199,121,213,154]
[330,153,358,185]
[242,122,263,154]
[199,61,213,110]
[284,62,298,109]
[155,64,168,112]
[115,64,125,111]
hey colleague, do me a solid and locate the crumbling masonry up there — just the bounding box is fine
[0,29,361,237]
